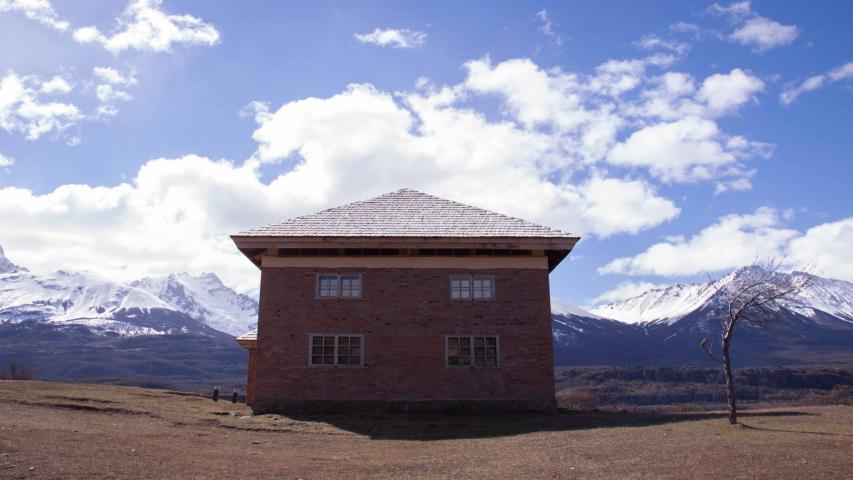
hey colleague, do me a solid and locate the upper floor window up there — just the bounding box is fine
[316,273,362,298]
[450,275,494,300]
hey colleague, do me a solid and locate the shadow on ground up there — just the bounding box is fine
[281,409,815,440]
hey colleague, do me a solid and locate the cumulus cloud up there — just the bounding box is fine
[91,66,137,116]
[0,54,779,288]
[0,0,68,31]
[249,81,678,237]
[592,280,668,305]
[0,151,14,168]
[707,1,798,52]
[354,28,426,48]
[95,84,133,103]
[598,207,805,277]
[39,75,73,94]
[729,16,798,51]
[780,61,853,105]
[0,71,83,140]
[0,155,273,291]
[696,68,764,114]
[73,0,220,54]
[93,66,137,86]
[607,116,764,183]
[787,218,853,282]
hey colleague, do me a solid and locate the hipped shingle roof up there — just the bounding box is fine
[235,189,575,239]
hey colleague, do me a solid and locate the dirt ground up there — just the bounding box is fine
[0,381,851,479]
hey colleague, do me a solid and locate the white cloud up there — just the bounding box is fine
[607,116,756,183]
[707,2,798,52]
[787,218,853,282]
[696,68,764,114]
[0,54,784,289]
[92,67,137,116]
[714,176,753,194]
[0,71,83,140]
[73,0,220,54]
[730,16,798,51]
[599,211,853,283]
[463,57,587,131]
[829,62,853,82]
[635,34,689,55]
[39,75,72,94]
[599,207,801,276]
[95,104,119,118]
[592,280,668,305]
[247,76,679,238]
[535,9,563,47]
[0,0,68,31]
[95,84,133,103]
[576,176,679,236]
[93,66,137,86]
[354,28,426,49]
[0,155,274,291]
[0,151,14,168]
[780,61,853,105]
[706,1,752,21]
[670,21,704,37]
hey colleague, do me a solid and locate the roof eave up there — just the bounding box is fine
[231,234,580,271]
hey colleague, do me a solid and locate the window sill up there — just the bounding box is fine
[444,365,501,369]
[307,365,367,368]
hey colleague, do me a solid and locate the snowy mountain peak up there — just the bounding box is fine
[0,247,258,337]
[590,268,853,326]
[130,272,258,336]
[551,297,601,319]
[0,245,26,273]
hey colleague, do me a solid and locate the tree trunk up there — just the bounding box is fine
[721,337,737,425]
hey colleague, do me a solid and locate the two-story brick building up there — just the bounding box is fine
[232,189,579,413]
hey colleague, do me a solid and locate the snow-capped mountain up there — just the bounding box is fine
[553,267,853,366]
[131,273,258,336]
[0,245,258,337]
[590,267,853,326]
[0,245,250,387]
[0,267,179,336]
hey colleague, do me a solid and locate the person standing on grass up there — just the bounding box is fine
[212,385,220,402]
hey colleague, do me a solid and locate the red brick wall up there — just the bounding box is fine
[246,347,256,406]
[252,266,556,413]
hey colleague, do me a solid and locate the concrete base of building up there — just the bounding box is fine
[250,397,558,414]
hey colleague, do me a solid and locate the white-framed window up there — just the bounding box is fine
[340,274,361,298]
[316,273,362,299]
[450,276,471,300]
[446,335,499,367]
[450,275,494,300]
[309,334,364,367]
[472,277,493,299]
[317,275,338,298]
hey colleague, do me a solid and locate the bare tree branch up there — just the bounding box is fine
[700,259,813,425]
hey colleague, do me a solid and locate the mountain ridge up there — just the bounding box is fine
[553,267,853,366]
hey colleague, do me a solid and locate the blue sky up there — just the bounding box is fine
[0,0,851,307]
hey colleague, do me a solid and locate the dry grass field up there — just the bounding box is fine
[1,381,851,479]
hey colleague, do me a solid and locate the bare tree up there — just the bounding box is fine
[701,261,812,425]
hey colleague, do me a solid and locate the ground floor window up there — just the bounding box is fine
[309,334,363,366]
[446,335,499,367]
